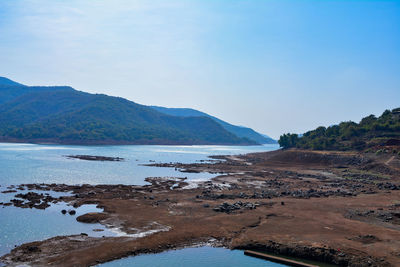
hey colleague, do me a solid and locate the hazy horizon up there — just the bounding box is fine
[1,0,399,139]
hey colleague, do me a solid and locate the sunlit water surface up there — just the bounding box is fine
[0,143,279,185]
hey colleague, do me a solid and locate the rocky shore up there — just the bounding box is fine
[1,149,400,266]
[66,155,124,161]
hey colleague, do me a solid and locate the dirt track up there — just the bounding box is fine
[1,149,400,266]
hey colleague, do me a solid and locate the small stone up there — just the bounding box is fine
[68,209,76,215]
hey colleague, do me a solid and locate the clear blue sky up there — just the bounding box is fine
[0,0,399,139]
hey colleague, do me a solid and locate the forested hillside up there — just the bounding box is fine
[279,108,400,151]
[0,77,256,145]
[151,106,276,144]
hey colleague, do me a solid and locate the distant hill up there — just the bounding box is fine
[0,77,25,86]
[0,77,257,145]
[151,106,276,144]
[279,108,400,151]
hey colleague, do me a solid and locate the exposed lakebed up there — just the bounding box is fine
[0,143,279,263]
[2,145,397,266]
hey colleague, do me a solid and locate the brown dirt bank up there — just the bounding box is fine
[1,149,400,266]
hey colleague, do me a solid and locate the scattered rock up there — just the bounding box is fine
[68,210,76,215]
[213,201,257,213]
[1,190,17,193]
[66,155,124,161]
[76,212,108,223]
[26,246,40,253]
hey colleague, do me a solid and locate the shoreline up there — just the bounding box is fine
[1,148,400,266]
[0,139,274,146]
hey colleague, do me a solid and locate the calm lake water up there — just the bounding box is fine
[0,143,279,185]
[0,143,280,265]
[0,202,117,256]
[98,246,286,267]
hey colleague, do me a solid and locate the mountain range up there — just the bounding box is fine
[0,77,276,145]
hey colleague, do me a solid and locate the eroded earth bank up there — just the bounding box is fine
[1,149,400,266]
